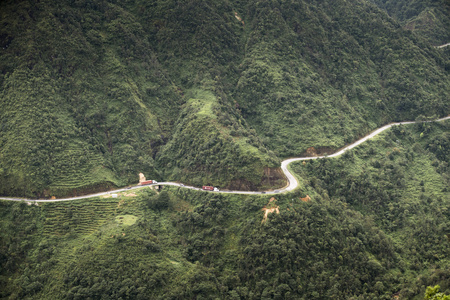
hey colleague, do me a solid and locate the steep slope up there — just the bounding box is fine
[135,0,284,190]
[233,0,449,157]
[0,0,449,197]
[156,89,283,190]
[0,0,181,197]
[370,0,450,45]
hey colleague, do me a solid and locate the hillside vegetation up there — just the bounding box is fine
[156,89,283,190]
[0,121,448,299]
[370,0,450,45]
[0,0,449,197]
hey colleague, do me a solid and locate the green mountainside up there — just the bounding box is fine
[156,89,283,190]
[370,0,450,45]
[0,0,181,196]
[0,121,448,299]
[1,1,449,298]
[0,0,449,197]
[233,0,449,158]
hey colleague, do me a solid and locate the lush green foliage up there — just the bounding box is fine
[156,89,283,190]
[0,0,449,197]
[1,121,448,299]
[1,1,449,298]
[291,120,450,299]
[370,0,450,45]
[425,285,450,300]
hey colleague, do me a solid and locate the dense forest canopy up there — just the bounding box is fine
[370,0,450,45]
[0,0,448,197]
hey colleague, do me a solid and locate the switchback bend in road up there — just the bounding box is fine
[1,116,449,202]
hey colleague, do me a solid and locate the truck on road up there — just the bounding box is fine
[139,180,157,185]
[202,186,219,192]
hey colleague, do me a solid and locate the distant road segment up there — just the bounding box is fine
[436,43,450,48]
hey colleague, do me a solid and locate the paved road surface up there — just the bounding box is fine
[436,43,450,49]
[1,116,449,202]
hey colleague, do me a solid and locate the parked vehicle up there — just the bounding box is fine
[202,186,219,192]
[139,180,157,185]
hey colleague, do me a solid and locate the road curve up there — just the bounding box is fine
[1,116,449,202]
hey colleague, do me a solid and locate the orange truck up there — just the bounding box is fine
[139,180,157,185]
[202,186,219,192]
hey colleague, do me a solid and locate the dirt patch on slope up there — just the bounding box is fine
[261,197,280,224]
[300,195,311,202]
[234,12,245,25]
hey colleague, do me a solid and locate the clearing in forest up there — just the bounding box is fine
[261,197,280,224]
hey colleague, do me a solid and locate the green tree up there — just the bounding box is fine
[147,190,170,211]
[425,285,450,300]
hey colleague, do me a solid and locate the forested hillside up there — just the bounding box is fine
[233,0,449,158]
[370,0,450,45]
[0,121,448,299]
[0,0,449,197]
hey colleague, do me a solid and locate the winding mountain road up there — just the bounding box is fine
[1,116,449,202]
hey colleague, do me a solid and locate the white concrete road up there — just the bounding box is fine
[1,116,449,202]
[436,43,450,49]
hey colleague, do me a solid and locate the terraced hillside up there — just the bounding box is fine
[42,198,125,236]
